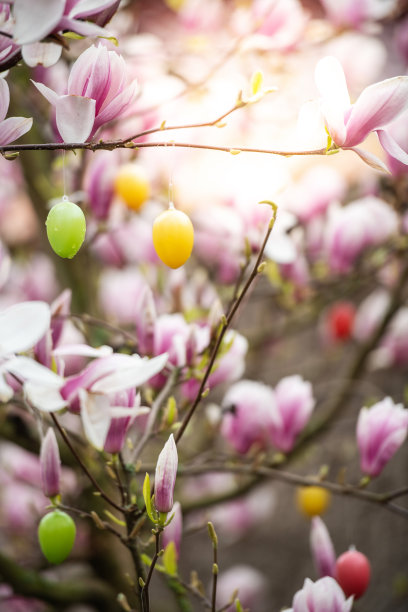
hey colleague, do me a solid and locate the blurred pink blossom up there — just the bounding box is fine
[320,0,397,29]
[216,565,267,611]
[221,380,278,454]
[269,375,315,453]
[357,397,408,477]
[85,151,118,219]
[325,197,398,274]
[310,517,336,578]
[162,501,182,559]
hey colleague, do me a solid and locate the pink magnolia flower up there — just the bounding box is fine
[287,577,353,612]
[40,428,61,498]
[85,151,118,220]
[216,565,267,612]
[0,79,32,145]
[12,0,120,46]
[357,397,408,477]
[33,44,138,143]
[269,375,315,453]
[325,197,398,274]
[154,434,178,513]
[310,517,336,578]
[315,56,408,171]
[221,380,278,454]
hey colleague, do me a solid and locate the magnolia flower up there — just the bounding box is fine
[0,79,32,146]
[154,434,178,513]
[287,577,353,612]
[216,565,267,612]
[315,56,408,171]
[357,397,408,477]
[325,197,398,274]
[221,380,278,454]
[40,428,61,498]
[310,517,336,578]
[33,44,138,143]
[12,0,120,46]
[269,375,315,453]
[85,151,118,220]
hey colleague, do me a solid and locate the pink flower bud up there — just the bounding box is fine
[357,397,408,477]
[310,517,336,578]
[154,434,178,513]
[162,501,182,559]
[216,565,267,611]
[288,577,353,612]
[40,428,61,498]
[269,375,315,453]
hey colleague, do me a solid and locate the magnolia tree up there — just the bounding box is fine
[1,0,408,611]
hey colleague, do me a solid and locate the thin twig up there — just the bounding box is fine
[141,528,163,612]
[0,138,328,157]
[175,205,277,444]
[50,413,124,513]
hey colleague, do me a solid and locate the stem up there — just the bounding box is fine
[50,413,123,513]
[208,522,218,612]
[0,139,327,157]
[141,528,163,612]
[175,206,277,444]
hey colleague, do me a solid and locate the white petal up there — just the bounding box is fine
[0,373,13,402]
[91,352,169,394]
[69,0,118,18]
[315,56,350,146]
[347,146,390,173]
[80,390,111,450]
[31,80,59,106]
[0,301,50,356]
[53,344,113,358]
[4,356,63,385]
[377,128,408,166]
[56,95,96,143]
[0,78,9,122]
[13,0,65,45]
[0,116,32,146]
[22,42,62,68]
[25,381,67,412]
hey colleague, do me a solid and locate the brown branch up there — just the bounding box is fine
[0,138,327,157]
[50,413,124,513]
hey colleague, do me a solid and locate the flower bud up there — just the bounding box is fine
[310,517,336,578]
[40,428,61,498]
[154,434,178,513]
[289,577,353,612]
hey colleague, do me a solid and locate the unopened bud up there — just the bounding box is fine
[40,428,61,498]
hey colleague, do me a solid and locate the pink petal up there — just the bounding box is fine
[13,0,65,44]
[57,15,112,38]
[315,56,350,146]
[93,79,138,132]
[69,0,118,18]
[377,128,408,166]
[0,78,10,122]
[0,116,32,145]
[31,80,59,106]
[344,76,408,147]
[346,146,390,173]
[56,95,95,143]
[22,42,62,67]
[91,352,168,393]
